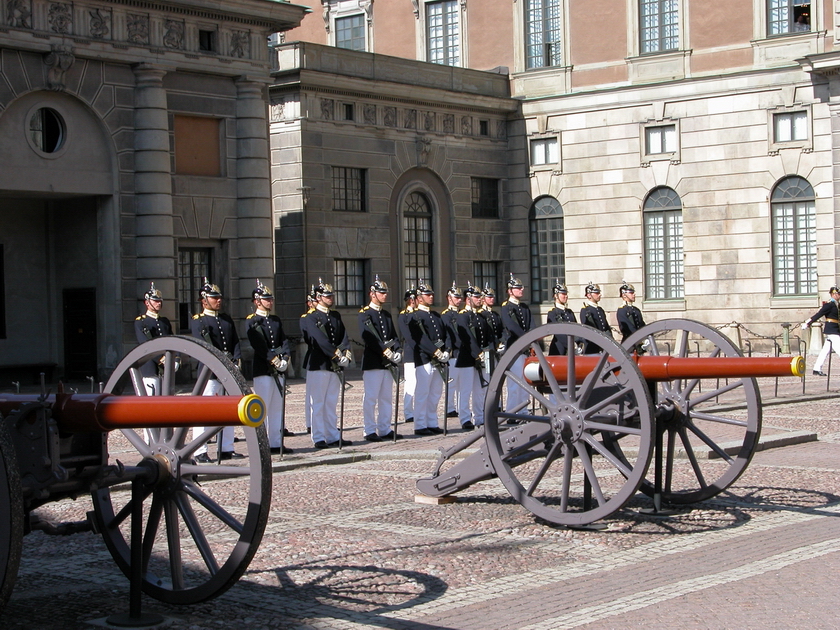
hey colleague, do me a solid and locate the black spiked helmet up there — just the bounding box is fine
[200,278,222,299]
[448,281,462,297]
[619,279,636,296]
[553,279,568,295]
[417,279,434,295]
[831,286,840,294]
[144,282,162,301]
[371,274,389,294]
[464,281,481,297]
[314,278,334,297]
[507,273,523,289]
[585,281,601,295]
[404,285,417,301]
[252,279,273,301]
[482,283,496,298]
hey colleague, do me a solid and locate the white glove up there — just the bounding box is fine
[384,348,395,361]
[391,351,402,364]
[641,339,651,350]
[496,343,506,354]
[173,357,181,372]
[434,349,450,363]
[338,355,350,368]
[479,350,489,365]
[801,322,809,330]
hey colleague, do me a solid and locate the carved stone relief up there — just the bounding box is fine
[44,44,75,90]
[384,106,396,127]
[48,3,72,34]
[127,13,150,45]
[404,108,416,129]
[321,98,334,120]
[89,8,110,39]
[363,103,376,125]
[7,0,32,28]
[163,19,185,50]
[443,114,454,134]
[230,30,250,58]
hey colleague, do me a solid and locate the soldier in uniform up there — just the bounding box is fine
[134,282,174,396]
[358,275,403,441]
[300,279,353,448]
[441,282,463,419]
[190,278,243,462]
[246,280,293,455]
[455,283,494,429]
[409,280,447,435]
[546,280,576,355]
[301,285,317,435]
[580,281,613,353]
[616,280,646,347]
[479,283,504,374]
[501,273,533,412]
[398,287,418,424]
[802,285,840,376]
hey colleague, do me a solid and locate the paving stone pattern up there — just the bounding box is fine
[2,366,840,629]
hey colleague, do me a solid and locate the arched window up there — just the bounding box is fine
[403,191,434,290]
[772,175,816,295]
[644,186,683,300]
[529,196,565,304]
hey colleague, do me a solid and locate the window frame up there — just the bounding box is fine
[331,166,366,212]
[177,247,212,332]
[766,0,812,37]
[524,0,564,70]
[641,120,680,164]
[529,196,565,304]
[771,176,817,296]
[768,106,812,153]
[473,261,500,297]
[643,187,684,301]
[335,13,367,51]
[530,136,560,169]
[639,0,680,55]
[333,259,367,308]
[402,190,435,292]
[425,0,461,66]
[471,177,501,219]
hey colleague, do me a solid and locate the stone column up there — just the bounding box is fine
[133,64,175,301]
[235,76,275,297]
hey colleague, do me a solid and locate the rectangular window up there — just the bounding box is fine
[530,216,565,304]
[774,111,808,142]
[773,201,816,295]
[343,103,355,122]
[334,259,366,307]
[427,0,460,66]
[198,29,217,52]
[473,261,500,295]
[174,115,222,177]
[178,248,212,332]
[331,166,366,212]
[640,0,679,54]
[531,137,559,166]
[471,178,500,219]
[336,14,366,51]
[768,0,811,36]
[403,208,433,291]
[479,120,489,136]
[644,210,683,299]
[645,125,677,154]
[525,0,563,69]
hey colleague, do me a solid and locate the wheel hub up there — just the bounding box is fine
[550,404,584,442]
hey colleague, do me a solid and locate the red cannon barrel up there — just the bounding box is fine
[523,354,805,384]
[0,393,266,433]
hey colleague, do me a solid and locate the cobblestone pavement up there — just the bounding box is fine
[2,364,840,629]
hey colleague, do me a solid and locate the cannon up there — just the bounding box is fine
[0,335,273,612]
[417,319,804,526]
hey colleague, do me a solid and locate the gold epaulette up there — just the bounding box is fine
[135,315,144,321]
[192,313,200,320]
[360,305,370,313]
[300,308,314,318]
[246,313,256,319]
[501,301,509,307]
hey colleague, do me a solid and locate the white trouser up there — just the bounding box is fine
[252,375,285,449]
[505,354,529,413]
[446,357,460,413]
[815,334,840,372]
[307,370,340,444]
[363,369,394,436]
[141,377,161,442]
[414,362,442,430]
[195,379,234,455]
[403,362,416,420]
[456,365,487,426]
[302,368,311,429]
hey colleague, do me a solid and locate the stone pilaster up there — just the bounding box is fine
[235,76,275,295]
[133,64,175,298]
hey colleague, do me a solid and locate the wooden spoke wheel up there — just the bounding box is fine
[0,416,23,610]
[91,336,271,604]
[483,323,655,526]
[621,319,761,504]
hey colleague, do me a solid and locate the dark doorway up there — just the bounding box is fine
[63,288,97,379]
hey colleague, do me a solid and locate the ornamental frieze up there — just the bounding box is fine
[88,7,109,39]
[163,18,184,50]
[7,0,32,28]
[127,13,149,45]
[48,2,71,34]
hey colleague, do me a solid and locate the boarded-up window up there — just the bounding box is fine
[174,115,222,176]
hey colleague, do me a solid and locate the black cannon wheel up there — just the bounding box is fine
[620,319,761,503]
[0,416,23,610]
[483,323,655,526]
[92,336,271,605]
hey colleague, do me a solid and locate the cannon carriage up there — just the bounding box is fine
[0,335,273,612]
[416,319,804,526]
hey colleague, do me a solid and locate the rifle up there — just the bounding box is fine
[431,339,451,435]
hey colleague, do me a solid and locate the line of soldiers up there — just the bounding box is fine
[133,273,649,452]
